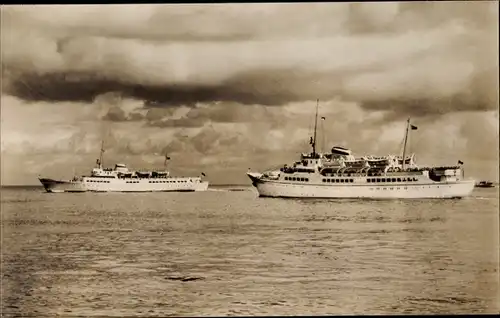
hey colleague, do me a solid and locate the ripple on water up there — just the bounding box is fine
[1,187,498,315]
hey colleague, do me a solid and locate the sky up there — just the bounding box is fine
[1,2,499,185]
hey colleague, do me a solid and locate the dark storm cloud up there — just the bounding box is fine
[4,72,268,106]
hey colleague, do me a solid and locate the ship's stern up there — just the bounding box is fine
[195,181,210,191]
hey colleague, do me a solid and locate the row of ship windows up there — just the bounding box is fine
[367,177,418,183]
[369,186,443,190]
[284,177,310,182]
[149,180,189,183]
[86,180,189,184]
[322,178,355,183]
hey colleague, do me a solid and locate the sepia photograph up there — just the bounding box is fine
[1,1,499,316]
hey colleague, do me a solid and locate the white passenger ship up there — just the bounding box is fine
[39,142,209,193]
[247,100,475,199]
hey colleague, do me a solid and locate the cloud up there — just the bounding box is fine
[1,3,498,185]
[2,2,498,119]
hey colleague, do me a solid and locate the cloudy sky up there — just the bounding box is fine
[1,2,498,185]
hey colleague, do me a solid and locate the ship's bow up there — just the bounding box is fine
[247,172,263,187]
[38,178,63,193]
[38,177,86,193]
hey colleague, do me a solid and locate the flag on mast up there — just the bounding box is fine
[411,124,418,130]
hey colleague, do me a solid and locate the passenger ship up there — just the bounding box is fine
[247,100,475,199]
[39,142,209,193]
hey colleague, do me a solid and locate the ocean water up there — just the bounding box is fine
[1,185,499,316]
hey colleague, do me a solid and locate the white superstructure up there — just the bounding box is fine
[79,163,208,192]
[247,100,475,199]
[39,142,209,193]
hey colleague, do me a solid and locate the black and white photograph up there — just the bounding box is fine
[1,1,499,316]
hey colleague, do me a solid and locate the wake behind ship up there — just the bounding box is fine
[247,100,475,199]
[38,142,209,193]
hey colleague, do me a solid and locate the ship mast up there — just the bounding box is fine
[312,99,319,156]
[401,118,410,171]
[98,140,105,169]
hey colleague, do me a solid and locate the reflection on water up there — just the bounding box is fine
[1,186,498,316]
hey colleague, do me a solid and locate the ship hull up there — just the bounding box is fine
[38,178,87,193]
[248,174,475,199]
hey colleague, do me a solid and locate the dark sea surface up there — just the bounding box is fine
[1,185,499,316]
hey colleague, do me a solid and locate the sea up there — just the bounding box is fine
[1,185,499,316]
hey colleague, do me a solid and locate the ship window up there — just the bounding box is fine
[376,178,381,182]
[350,179,354,183]
[367,179,371,183]
[285,177,288,180]
[340,179,344,183]
[305,178,309,182]
[397,178,401,182]
[381,178,386,182]
[322,179,326,182]
[413,177,418,181]
[391,178,396,182]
